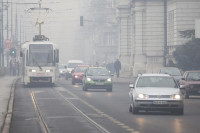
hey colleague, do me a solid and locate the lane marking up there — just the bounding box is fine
[55,86,140,133]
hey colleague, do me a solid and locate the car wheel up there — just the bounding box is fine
[132,103,138,114]
[66,77,68,80]
[72,81,75,85]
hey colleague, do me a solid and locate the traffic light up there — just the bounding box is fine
[10,48,16,57]
[80,16,83,26]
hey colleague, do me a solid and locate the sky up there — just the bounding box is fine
[9,0,84,64]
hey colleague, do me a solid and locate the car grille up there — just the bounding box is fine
[93,79,106,82]
[149,95,171,98]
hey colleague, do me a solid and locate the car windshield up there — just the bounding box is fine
[87,68,109,76]
[75,67,88,73]
[59,65,67,69]
[186,72,200,81]
[159,68,181,76]
[136,76,178,88]
[68,63,83,68]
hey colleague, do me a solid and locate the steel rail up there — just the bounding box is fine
[54,89,111,133]
[29,88,50,133]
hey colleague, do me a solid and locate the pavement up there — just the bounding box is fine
[0,75,133,133]
[112,76,136,84]
[0,76,18,133]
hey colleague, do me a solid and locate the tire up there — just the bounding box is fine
[72,81,75,85]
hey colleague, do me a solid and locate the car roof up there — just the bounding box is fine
[88,67,106,69]
[139,73,171,77]
[77,65,89,67]
[185,70,200,72]
[159,67,180,70]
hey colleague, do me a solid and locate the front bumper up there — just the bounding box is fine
[134,100,183,110]
[85,82,112,89]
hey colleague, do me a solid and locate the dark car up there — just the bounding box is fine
[71,65,89,85]
[159,67,182,83]
[82,67,113,92]
[179,70,200,99]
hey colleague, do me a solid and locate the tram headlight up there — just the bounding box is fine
[46,69,53,73]
[29,69,36,72]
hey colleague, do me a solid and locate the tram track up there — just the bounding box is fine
[29,85,110,133]
[29,88,50,133]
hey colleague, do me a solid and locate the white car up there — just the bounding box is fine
[129,74,184,115]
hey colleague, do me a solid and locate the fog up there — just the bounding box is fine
[13,0,86,64]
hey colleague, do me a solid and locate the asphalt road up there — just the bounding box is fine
[10,78,200,133]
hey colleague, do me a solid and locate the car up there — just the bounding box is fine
[65,60,84,80]
[159,67,182,84]
[58,64,67,77]
[82,67,113,92]
[179,70,200,99]
[71,65,89,85]
[129,73,184,115]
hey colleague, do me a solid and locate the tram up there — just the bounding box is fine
[20,35,59,86]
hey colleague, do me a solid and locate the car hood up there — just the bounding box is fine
[59,69,67,72]
[88,76,110,80]
[173,75,182,81]
[135,87,180,95]
[184,81,200,85]
[73,72,84,76]
[67,68,74,71]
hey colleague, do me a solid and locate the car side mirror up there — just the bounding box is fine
[129,84,134,89]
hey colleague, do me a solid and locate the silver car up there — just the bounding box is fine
[129,74,184,115]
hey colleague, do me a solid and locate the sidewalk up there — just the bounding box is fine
[0,76,18,133]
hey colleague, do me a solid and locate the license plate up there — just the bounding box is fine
[96,82,104,85]
[153,101,167,105]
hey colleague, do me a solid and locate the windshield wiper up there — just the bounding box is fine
[33,59,42,70]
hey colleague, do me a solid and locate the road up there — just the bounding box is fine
[10,78,200,133]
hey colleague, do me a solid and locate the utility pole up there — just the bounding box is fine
[6,0,8,39]
[164,0,167,67]
[29,0,50,35]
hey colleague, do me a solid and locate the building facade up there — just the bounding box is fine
[116,0,200,77]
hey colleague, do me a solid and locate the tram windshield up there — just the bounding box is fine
[29,44,54,66]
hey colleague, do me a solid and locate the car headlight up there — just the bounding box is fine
[172,94,181,100]
[107,78,112,82]
[137,94,148,99]
[29,69,36,72]
[75,75,79,78]
[46,69,53,73]
[87,78,91,81]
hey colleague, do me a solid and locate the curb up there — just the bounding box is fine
[2,78,18,133]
